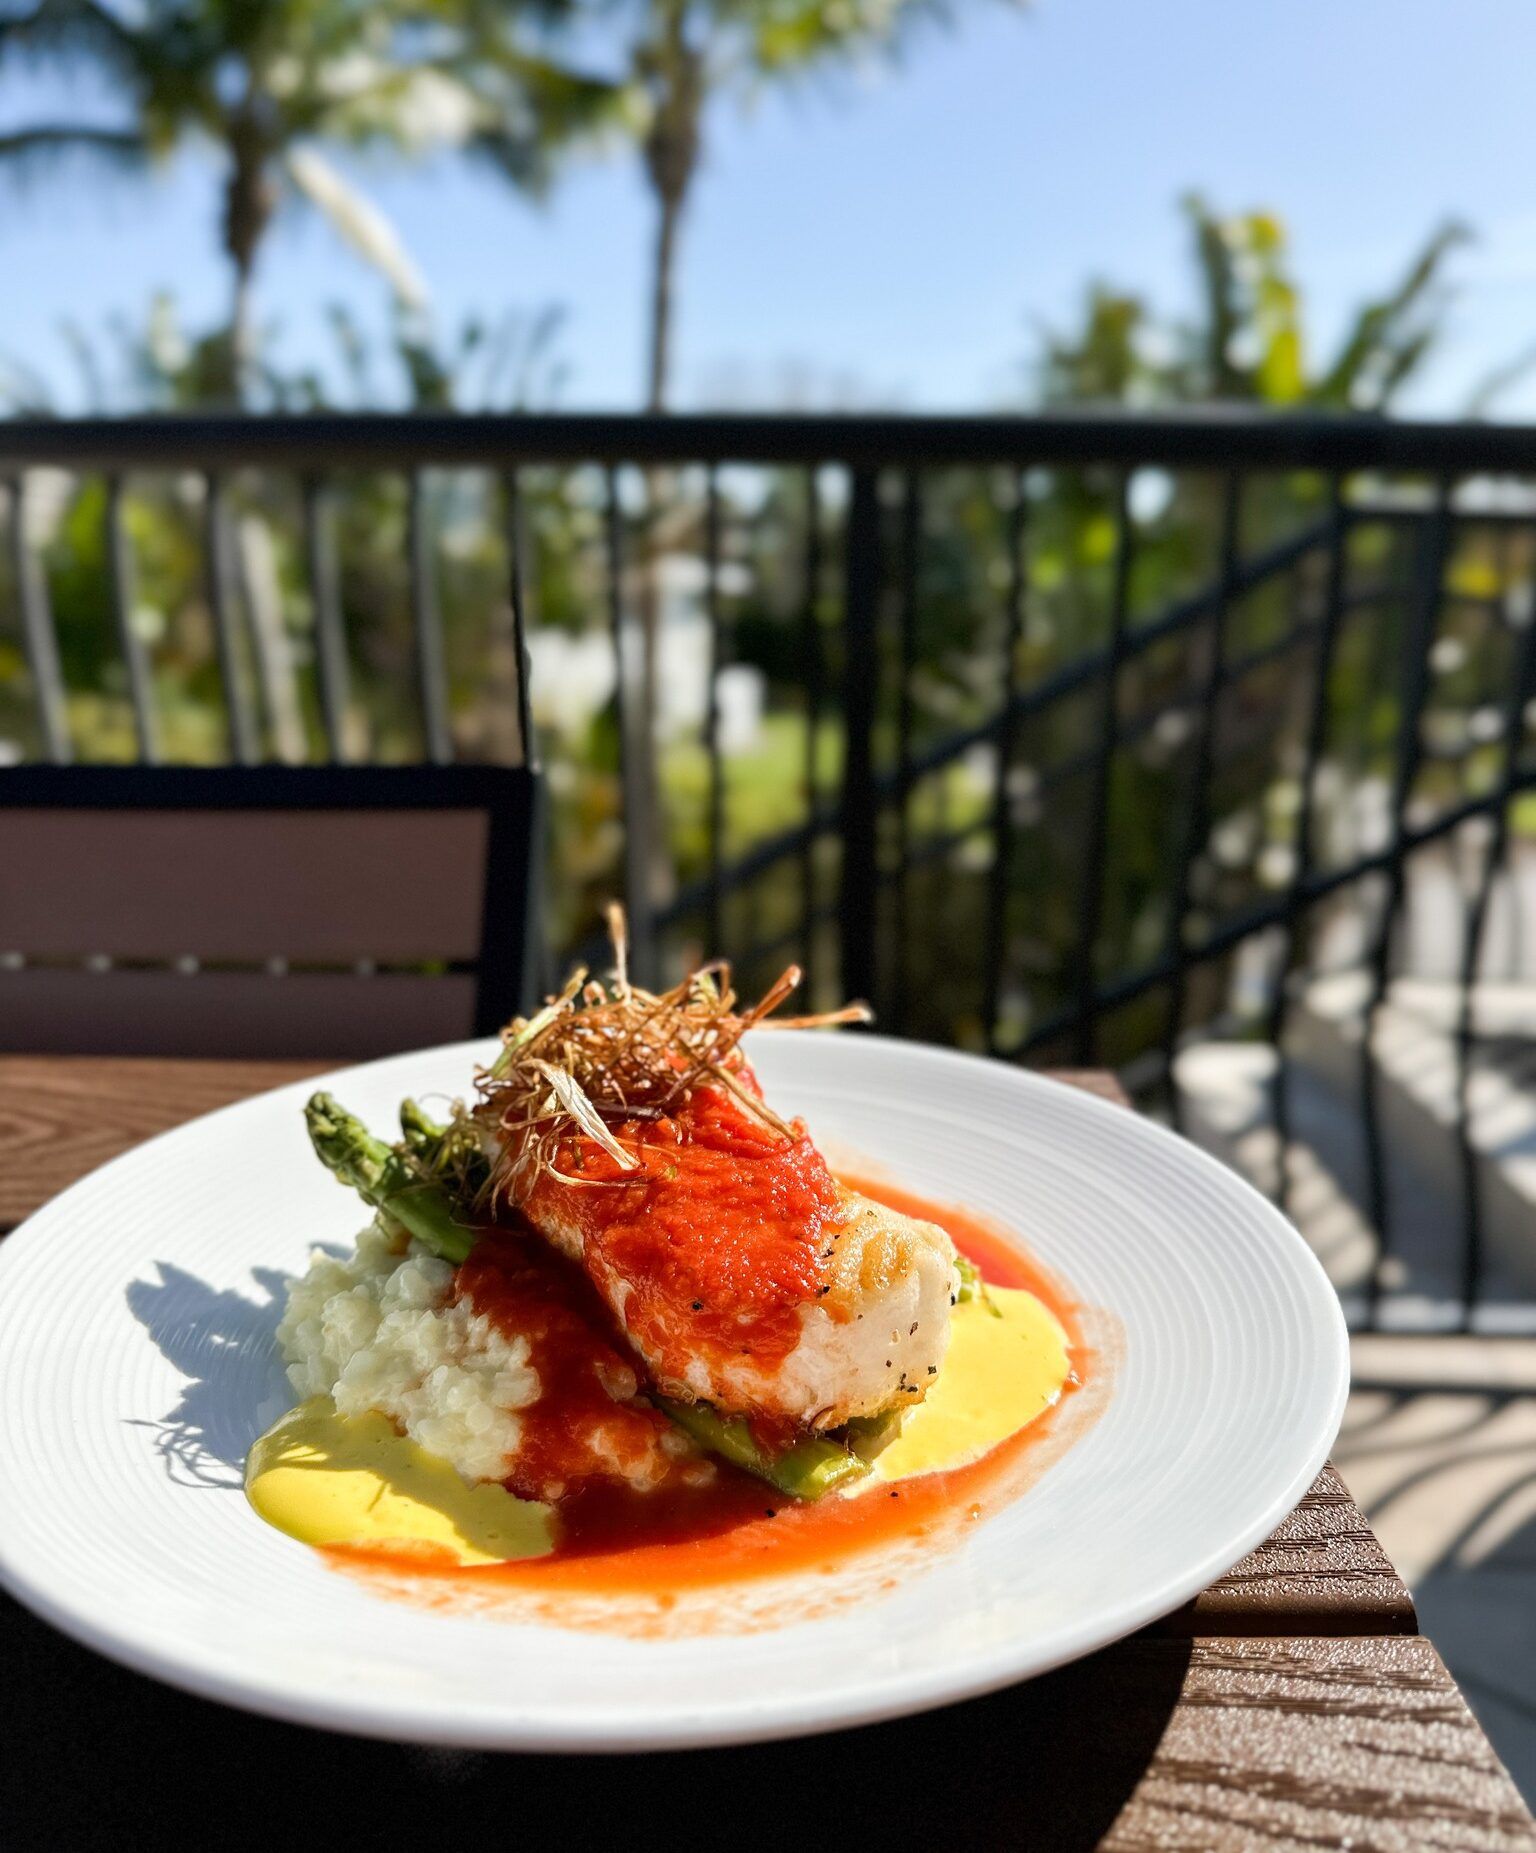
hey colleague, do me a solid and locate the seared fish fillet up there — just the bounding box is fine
[505,1079,959,1430]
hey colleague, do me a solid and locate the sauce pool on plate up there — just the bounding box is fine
[246,1176,1090,1593]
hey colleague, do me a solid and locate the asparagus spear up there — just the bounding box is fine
[658,1398,870,1501]
[398,1097,442,1156]
[400,1097,494,1197]
[305,1092,478,1263]
[956,1252,1003,1318]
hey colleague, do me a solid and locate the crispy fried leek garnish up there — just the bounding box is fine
[476,904,869,1200]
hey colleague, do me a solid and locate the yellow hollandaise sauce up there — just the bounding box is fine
[246,1400,555,1567]
[245,1281,1074,1569]
[871,1285,1073,1482]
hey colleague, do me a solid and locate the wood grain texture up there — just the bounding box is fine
[1154,1461,1415,1636]
[0,1054,330,1230]
[1,1593,1530,1850]
[1096,1636,1536,1852]
[0,1060,1529,1841]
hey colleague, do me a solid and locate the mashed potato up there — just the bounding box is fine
[278,1219,540,1485]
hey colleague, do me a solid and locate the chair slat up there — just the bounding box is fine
[0,808,489,962]
[0,968,478,1060]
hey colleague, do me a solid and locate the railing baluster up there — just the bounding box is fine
[6,474,71,763]
[105,474,156,763]
[303,476,350,763]
[800,466,824,1002]
[1071,469,1135,1064]
[1361,476,1455,1326]
[649,549,1339,950]
[7,414,1536,1350]
[503,469,536,769]
[1267,479,1351,1214]
[838,467,882,1011]
[983,470,1028,1053]
[891,470,922,1035]
[204,473,256,765]
[703,465,727,953]
[1449,513,1536,1328]
[1162,471,1242,1129]
[407,470,451,764]
[606,465,657,985]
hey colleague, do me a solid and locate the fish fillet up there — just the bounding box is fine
[499,1078,959,1430]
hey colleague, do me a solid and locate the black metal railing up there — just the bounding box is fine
[4,410,1536,1335]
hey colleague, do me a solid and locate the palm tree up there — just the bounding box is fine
[453,0,992,412]
[0,0,601,400]
[620,1,1010,412]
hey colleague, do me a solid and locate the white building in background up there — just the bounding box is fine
[528,549,765,754]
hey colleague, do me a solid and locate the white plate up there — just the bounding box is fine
[0,1033,1347,1750]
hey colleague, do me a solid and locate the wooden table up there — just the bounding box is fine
[2,1058,1533,1852]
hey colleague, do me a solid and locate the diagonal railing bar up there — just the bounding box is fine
[1015,769,1536,1059]
[889,511,1339,798]
[654,512,1350,934]
[651,528,1468,955]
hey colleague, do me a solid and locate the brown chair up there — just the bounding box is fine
[0,764,541,1059]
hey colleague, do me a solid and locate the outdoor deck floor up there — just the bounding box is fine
[1338,1337,1536,1804]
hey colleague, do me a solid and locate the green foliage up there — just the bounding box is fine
[0,0,609,397]
[473,0,1016,407]
[1039,195,1470,413]
[0,290,571,416]
[0,119,1519,1079]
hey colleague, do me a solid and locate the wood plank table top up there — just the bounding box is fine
[1,1055,1532,1851]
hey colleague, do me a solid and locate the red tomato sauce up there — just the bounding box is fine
[454,1229,702,1506]
[331,1177,1092,1593]
[522,1082,843,1386]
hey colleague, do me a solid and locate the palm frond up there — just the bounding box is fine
[0,0,142,74]
[1315,219,1470,409]
[284,145,428,311]
[0,344,56,415]
[0,125,147,188]
[1465,341,1536,418]
[442,43,631,192]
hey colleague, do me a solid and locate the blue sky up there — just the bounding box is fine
[3,0,1535,413]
